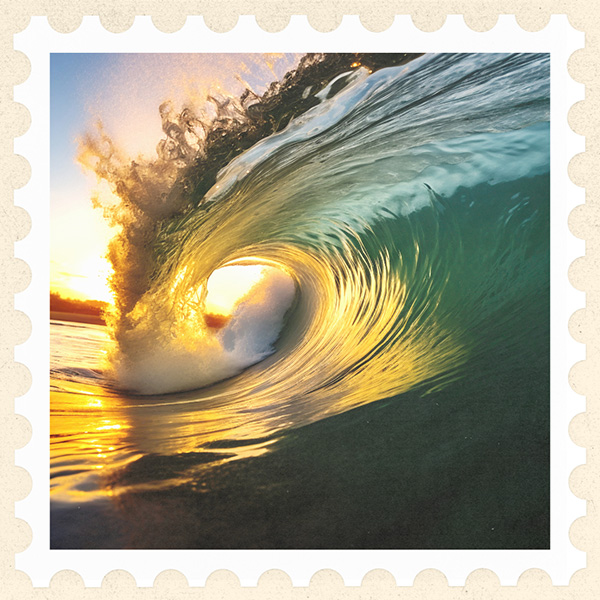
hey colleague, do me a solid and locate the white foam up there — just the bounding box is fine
[114,266,295,394]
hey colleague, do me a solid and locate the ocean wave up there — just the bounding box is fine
[78,52,550,436]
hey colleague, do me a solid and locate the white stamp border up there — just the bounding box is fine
[11,13,586,589]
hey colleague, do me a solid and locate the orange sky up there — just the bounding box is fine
[50,53,301,304]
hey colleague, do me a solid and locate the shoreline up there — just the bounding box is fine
[50,311,106,326]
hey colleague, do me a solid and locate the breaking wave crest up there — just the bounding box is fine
[78,52,550,433]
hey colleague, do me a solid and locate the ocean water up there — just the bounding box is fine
[51,53,550,549]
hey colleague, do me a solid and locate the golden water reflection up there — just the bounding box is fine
[50,378,281,505]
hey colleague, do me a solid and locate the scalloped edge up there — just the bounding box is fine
[4,7,595,598]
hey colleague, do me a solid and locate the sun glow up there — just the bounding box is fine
[50,254,114,304]
[204,264,268,318]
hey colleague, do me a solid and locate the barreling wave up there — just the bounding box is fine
[78,52,550,434]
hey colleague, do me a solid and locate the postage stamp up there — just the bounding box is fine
[3,4,597,598]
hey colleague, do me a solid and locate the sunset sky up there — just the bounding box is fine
[50,52,301,302]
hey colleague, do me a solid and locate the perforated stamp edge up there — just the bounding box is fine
[2,4,596,598]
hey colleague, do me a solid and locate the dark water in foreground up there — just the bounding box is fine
[51,52,550,549]
[51,315,548,549]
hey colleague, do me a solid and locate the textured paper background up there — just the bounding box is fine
[1,1,598,598]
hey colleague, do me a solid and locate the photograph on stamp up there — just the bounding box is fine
[49,51,551,551]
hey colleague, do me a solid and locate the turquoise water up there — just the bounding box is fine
[51,53,550,549]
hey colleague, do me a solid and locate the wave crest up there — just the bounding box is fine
[77,53,550,441]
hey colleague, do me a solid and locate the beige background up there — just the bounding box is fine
[1,1,598,597]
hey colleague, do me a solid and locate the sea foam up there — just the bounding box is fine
[113,265,295,395]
